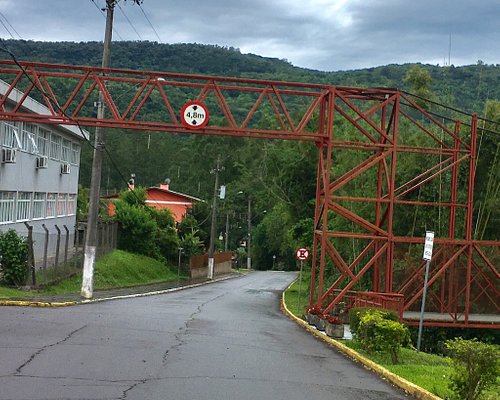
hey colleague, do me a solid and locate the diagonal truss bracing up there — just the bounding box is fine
[0,61,497,328]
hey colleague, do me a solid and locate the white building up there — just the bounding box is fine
[0,80,89,267]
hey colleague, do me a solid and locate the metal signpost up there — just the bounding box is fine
[417,231,434,351]
[296,247,310,313]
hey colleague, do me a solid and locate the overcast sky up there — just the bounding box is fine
[0,0,498,72]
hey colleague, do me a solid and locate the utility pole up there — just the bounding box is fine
[81,0,115,299]
[224,213,229,252]
[208,155,223,279]
[247,197,251,269]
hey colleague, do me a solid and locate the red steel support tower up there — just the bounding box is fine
[0,61,497,328]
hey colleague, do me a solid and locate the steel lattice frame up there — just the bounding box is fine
[0,61,498,328]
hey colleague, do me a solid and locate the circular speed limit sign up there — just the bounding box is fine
[180,101,209,129]
[296,247,310,261]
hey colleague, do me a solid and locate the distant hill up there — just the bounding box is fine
[0,39,498,113]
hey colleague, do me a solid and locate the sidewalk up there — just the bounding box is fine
[0,272,243,307]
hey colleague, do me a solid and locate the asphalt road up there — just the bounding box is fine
[0,271,411,400]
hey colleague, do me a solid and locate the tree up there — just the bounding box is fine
[404,64,433,108]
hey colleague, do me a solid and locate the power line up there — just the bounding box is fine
[89,0,124,41]
[138,3,162,43]
[117,3,142,40]
[402,90,500,129]
[402,90,500,138]
[0,12,22,39]
[0,18,15,39]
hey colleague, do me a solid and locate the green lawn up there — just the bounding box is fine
[283,276,499,400]
[0,250,186,297]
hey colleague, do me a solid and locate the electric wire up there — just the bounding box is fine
[138,3,162,43]
[0,11,22,40]
[0,18,15,39]
[117,3,142,40]
[402,90,500,130]
[401,93,500,138]
[89,0,124,41]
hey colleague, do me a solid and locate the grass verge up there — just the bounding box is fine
[283,276,499,400]
[0,250,187,297]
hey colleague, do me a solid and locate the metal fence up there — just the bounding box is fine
[23,221,117,287]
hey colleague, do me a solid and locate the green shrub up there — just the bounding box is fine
[0,230,29,286]
[357,309,410,364]
[180,229,204,257]
[150,208,180,261]
[114,200,160,259]
[348,307,398,337]
[445,338,499,400]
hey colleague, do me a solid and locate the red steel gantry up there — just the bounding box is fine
[0,61,497,328]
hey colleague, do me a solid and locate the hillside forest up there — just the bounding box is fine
[0,39,498,270]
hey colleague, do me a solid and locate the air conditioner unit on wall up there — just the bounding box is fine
[60,162,71,174]
[36,155,48,169]
[2,148,17,163]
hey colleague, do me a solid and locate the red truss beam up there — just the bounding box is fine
[0,61,498,328]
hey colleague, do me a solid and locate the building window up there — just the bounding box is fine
[70,142,80,165]
[57,193,67,216]
[33,192,46,219]
[37,128,50,156]
[2,122,21,148]
[67,194,76,215]
[61,138,71,162]
[50,133,61,160]
[46,193,57,218]
[16,192,32,222]
[21,123,38,153]
[0,191,16,223]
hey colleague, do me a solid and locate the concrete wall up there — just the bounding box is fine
[189,252,233,279]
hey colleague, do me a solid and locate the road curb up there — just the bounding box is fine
[0,273,242,308]
[280,289,442,400]
[0,300,78,307]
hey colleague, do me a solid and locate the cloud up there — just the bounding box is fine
[0,0,498,71]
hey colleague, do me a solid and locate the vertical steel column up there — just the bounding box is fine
[446,121,461,313]
[385,94,400,292]
[373,100,389,292]
[310,90,332,308]
[317,89,335,305]
[464,114,478,322]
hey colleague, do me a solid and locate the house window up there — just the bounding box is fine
[70,142,80,165]
[2,123,21,148]
[33,192,46,219]
[16,192,32,222]
[67,194,76,215]
[50,133,61,160]
[61,138,71,162]
[21,123,38,153]
[46,193,57,218]
[37,128,50,156]
[57,193,67,216]
[0,191,15,223]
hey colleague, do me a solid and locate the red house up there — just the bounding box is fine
[145,180,201,223]
[104,180,201,223]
